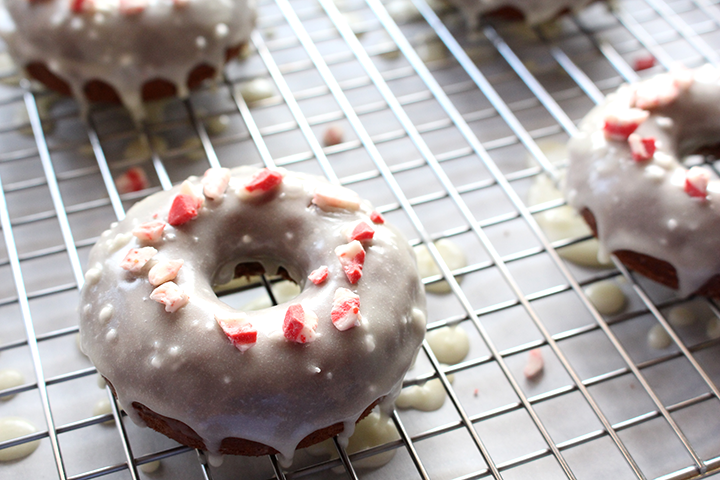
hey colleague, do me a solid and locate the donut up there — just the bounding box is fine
[78,166,427,459]
[447,0,601,25]
[565,66,720,297]
[0,0,256,120]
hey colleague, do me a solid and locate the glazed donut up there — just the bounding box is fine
[0,0,256,120]
[566,66,720,297]
[78,166,426,459]
[447,0,601,25]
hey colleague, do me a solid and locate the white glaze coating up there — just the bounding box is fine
[0,0,256,120]
[448,0,598,25]
[566,66,720,296]
[79,166,426,459]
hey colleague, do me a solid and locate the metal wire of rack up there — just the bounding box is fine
[1,0,720,479]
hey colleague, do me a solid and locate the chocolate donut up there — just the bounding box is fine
[79,167,426,459]
[0,0,256,120]
[566,66,720,297]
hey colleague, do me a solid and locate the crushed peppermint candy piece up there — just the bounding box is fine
[633,55,655,72]
[523,348,544,379]
[120,0,147,15]
[148,259,184,286]
[120,247,157,273]
[202,168,231,200]
[283,304,318,344]
[244,168,284,193]
[628,134,656,162]
[633,75,679,110]
[179,180,205,209]
[132,220,166,243]
[70,0,90,13]
[603,108,650,141]
[308,265,329,285]
[116,166,150,194]
[149,282,188,312]
[346,221,375,242]
[685,167,711,198]
[313,185,361,212]
[215,311,257,352]
[671,68,694,91]
[370,210,385,224]
[168,194,199,226]
[331,288,361,331]
[335,240,365,284]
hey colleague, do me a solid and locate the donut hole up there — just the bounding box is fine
[212,261,302,311]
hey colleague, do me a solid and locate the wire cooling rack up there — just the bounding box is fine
[2,0,720,479]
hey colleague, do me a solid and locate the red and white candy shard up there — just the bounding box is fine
[283,304,318,344]
[201,168,231,200]
[132,220,166,243]
[523,348,544,380]
[120,0,147,15]
[633,75,679,110]
[168,194,199,226]
[370,210,385,224]
[312,185,361,212]
[180,180,205,209]
[603,108,650,141]
[120,247,157,273]
[215,311,257,352]
[244,168,284,193]
[335,240,365,284]
[346,221,375,242]
[70,0,90,14]
[149,282,189,313]
[671,68,694,91]
[628,134,656,162]
[685,167,710,198]
[148,259,184,286]
[331,288,361,331]
[308,265,329,285]
[116,166,149,194]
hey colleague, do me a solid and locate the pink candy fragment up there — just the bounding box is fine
[308,265,329,285]
[215,311,257,352]
[523,349,544,380]
[633,55,655,72]
[335,240,365,284]
[370,211,385,224]
[120,0,147,15]
[685,167,710,199]
[633,75,680,110]
[603,108,650,141]
[331,288,361,331]
[70,0,89,13]
[132,220,166,243]
[180,180,205,209]
[149,282,188,312]
[312,185,361,212]
[628,134,656,162]
[283,304,318,344]
[148,259,184,286]
[168,194,198,226]
[244,168,284,193]
[202,168,231,200]
[347,221,375,242]
[116,166,149,194]
[120,247,157,273]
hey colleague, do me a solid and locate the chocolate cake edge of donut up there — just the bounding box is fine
[129,396,382,456]
[581,208,720,297]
